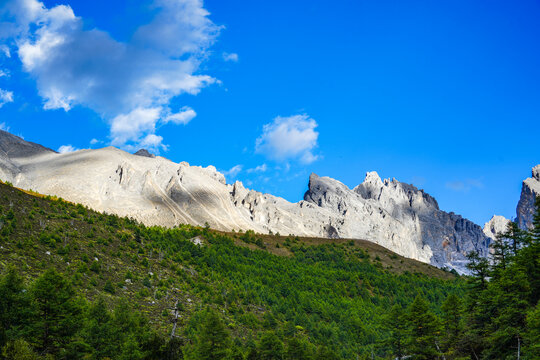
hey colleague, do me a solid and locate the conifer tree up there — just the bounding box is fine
[405,295,441,360]
[258,331,284,360]
[0,268,31,349]
[193,309,231,360]
[440,294,463,356]
[524,302,540,359]
[284,335,314,360]
[30,268,84,356]
[383,305,407,359]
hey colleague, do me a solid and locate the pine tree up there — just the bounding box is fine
[382,305,407,359]
[524,302,540,359]
[440,294,463,356]
[258,331,284,360]
[284,336,314,360]
[491,231,512,273]
[30,268,84,356]
[0,268,31,349]
[465,251,489,291]
[1,339,40,360]
[84,297,117,359]
[405,295,441,360]
[504,221,527,255]
[193,309,231,360]
[483,268,530,359]
[314,345,339,360]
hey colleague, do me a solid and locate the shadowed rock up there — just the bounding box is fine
[134,149,155,158]
[517,164,540,230]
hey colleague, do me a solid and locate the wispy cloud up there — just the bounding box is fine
[256,114,319,164]
[247,163,267,173]
[445,178,484,192]
[222,164,242,180]
[1,0,221,151]
[222,52,238,62]
[0,89,13,108]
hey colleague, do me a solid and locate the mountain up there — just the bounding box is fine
[0,131,490,272]
[483,215,511,240]
[517,164,540,230]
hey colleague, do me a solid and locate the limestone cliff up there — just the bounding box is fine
[516,165,540,230]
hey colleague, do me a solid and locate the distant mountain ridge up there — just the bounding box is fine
[0,131,496,272]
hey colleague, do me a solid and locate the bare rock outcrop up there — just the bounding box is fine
[516,165,540,230]
[483,215,511,240]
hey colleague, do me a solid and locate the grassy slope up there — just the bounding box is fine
[0,182,462,358]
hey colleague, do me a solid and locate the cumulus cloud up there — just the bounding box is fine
[89,138,100,145]
[446,179,484,192]
[222,52,238,62]
[57,144,78,153]
[223,164,242,179]
[0,89,13,107]
[0,0,221,150]
[256,114,319,164]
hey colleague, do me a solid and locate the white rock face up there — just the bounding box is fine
[517,165,540,230]
[483,215,511,240]
[0,131,491,272]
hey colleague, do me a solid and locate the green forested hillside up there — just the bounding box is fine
[2,182,535,359]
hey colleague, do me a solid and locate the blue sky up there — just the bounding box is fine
[0,0,538,226]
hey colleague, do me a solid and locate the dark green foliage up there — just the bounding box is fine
[284,335,315,360]
[192,309,231,360]
[405,295,441,359]
[440,294,463,356]
[0,268,31,350]
[0,182,466,359]
[257,331,284,360]
[30,268,84,356]
[382,305,407,360]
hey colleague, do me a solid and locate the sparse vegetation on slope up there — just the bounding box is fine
[0,182,465,359]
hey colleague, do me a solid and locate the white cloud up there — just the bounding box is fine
[0,45,10,58]
[57,144,78,153]
[0,69,9,77]
[0,122,9,131]
[110,107,161,148]
[445,179,484,192]
[222,52,238,62]
[1,0,221,150]
[223,164,242,179]
[163,106,196,125]
[89,138,100,145]
[247,163,267,173]
[0,89,13,107]
[256,114,319,164]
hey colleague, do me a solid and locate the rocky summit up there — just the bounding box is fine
[0,131,493,272]
[517,165,540,230]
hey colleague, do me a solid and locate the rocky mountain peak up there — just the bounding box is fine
[133,149,155,158]
[483,215,511,240]
[517,164,540,230]
[533,164,540,181]
[0,129,56,158]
